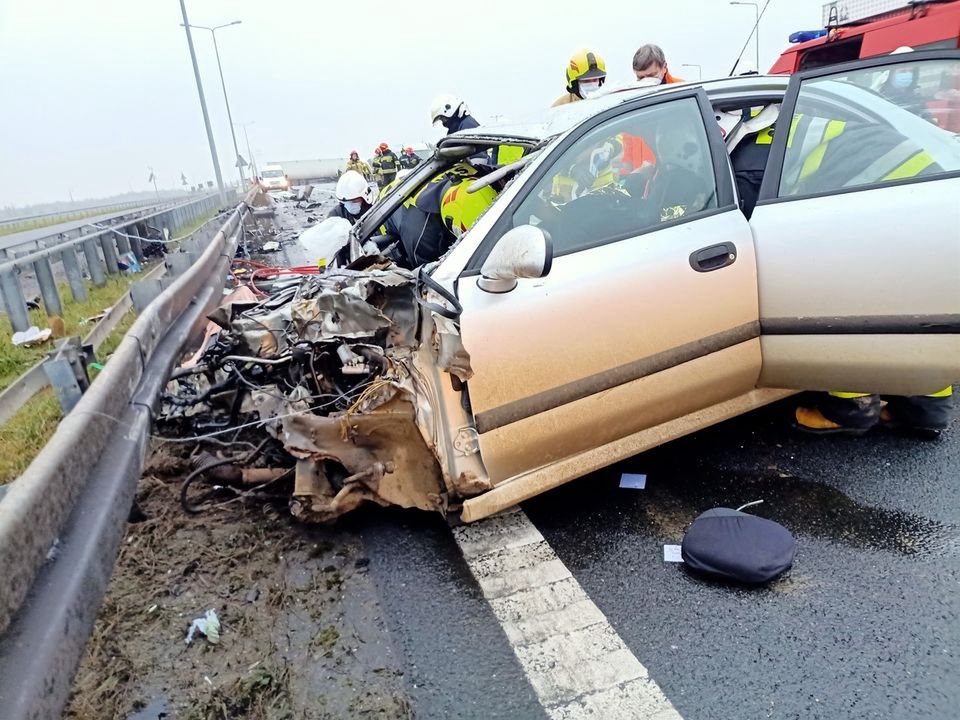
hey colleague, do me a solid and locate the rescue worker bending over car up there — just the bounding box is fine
[377,161,499,268]
[329,170,376,225]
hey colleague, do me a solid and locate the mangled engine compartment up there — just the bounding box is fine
[157,260,463,523]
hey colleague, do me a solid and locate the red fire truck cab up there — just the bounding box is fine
[770,0,960,74]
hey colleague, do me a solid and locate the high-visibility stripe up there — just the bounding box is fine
[823,120,846,142]
[883,150,935,181]
[755,128,774,145]
[927,386,953,398]
[799,142,829,181]
[790,117,847,184]
[786,114,805,148]
[843,140,922,187]
[829,391,871,399]
[497,144,525,165]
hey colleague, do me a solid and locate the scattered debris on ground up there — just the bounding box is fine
[66,445,413,720]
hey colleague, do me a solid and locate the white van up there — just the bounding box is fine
[259,164,289,191]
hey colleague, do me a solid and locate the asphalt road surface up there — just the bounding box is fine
[354,395,959,720]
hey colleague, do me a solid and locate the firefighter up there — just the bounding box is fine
[344,150,371,180]
[376,143,399,188]
[329,170,376,225]
[431,95,480,134]
[378,162,498,267]
[399,147,421,170]
[553,48,607,107]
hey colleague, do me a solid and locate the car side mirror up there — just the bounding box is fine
[478,225,553,293]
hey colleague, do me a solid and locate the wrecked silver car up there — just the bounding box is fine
[160,56,960,523]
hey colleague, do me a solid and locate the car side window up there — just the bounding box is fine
[779,58,960,198]
[510,97,719,257]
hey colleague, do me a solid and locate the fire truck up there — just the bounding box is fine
[770,0,960,73]
[770,1,960,130]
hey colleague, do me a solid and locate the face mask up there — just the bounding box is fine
[892,71,913,89]
[343,200,363,216]
[579,79,601,98]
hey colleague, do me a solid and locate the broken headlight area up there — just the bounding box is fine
[157,260,451,523]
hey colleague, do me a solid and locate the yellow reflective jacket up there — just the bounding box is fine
[345,159,371,179]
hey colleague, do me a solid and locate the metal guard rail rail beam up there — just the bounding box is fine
[0,196,187,231]
[0,191,221,263]
[0,189,255,720]
[0,190,235,335]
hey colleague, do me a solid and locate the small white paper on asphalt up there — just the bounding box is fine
[619,473,647,490]
[663,545,684,563]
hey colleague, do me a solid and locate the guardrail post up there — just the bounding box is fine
[0,267,30,333]
[33,256,64,317]
[60,247,88,302]
[100,233,120,275]
[115,226,132,257]
[82,238,107,287]
[128,224,145,263]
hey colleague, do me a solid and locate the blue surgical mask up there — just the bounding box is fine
[343,200,363,216]
[892,71,913,89]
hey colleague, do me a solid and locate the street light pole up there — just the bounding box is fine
[730,1,760,72]
[178,0,226,204]
[181,20,245,188]
[681,63,703,80]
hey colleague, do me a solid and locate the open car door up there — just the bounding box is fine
[751,50,960,395]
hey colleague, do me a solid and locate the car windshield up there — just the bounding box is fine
[262,169,283,178]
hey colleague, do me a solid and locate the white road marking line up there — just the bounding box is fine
[452,507,684,720]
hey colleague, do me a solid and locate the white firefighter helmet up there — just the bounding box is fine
[891,46,914,54]
[431,94,468,126]
[335,170,375,204]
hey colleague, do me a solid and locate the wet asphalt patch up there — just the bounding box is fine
[522,399,960,720]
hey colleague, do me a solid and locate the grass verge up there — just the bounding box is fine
[0,308,136,485]
[0,275,144,391]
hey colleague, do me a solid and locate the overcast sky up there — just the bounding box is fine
[0,0,826,206]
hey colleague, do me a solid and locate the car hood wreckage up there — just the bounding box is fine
[160,254,482,523]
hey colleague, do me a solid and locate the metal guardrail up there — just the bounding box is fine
[0,197,184,235]
[0,195,207,255]
[0,190,237,335]
[0,188,255,720]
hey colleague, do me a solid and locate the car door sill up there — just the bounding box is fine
[461,387,796,523]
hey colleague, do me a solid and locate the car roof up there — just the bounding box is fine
[443,75,792,145]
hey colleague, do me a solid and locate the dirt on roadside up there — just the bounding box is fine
[66,443,414,720]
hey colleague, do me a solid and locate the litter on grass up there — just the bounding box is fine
[185,609,221,645]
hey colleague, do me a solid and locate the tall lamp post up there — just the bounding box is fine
[730,1,760,72]
[178,0,226,203]
[681,63,703,80]
[181,19,245,187]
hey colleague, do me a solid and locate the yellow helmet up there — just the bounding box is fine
[566,48,607,95]
[441,178,498,238]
